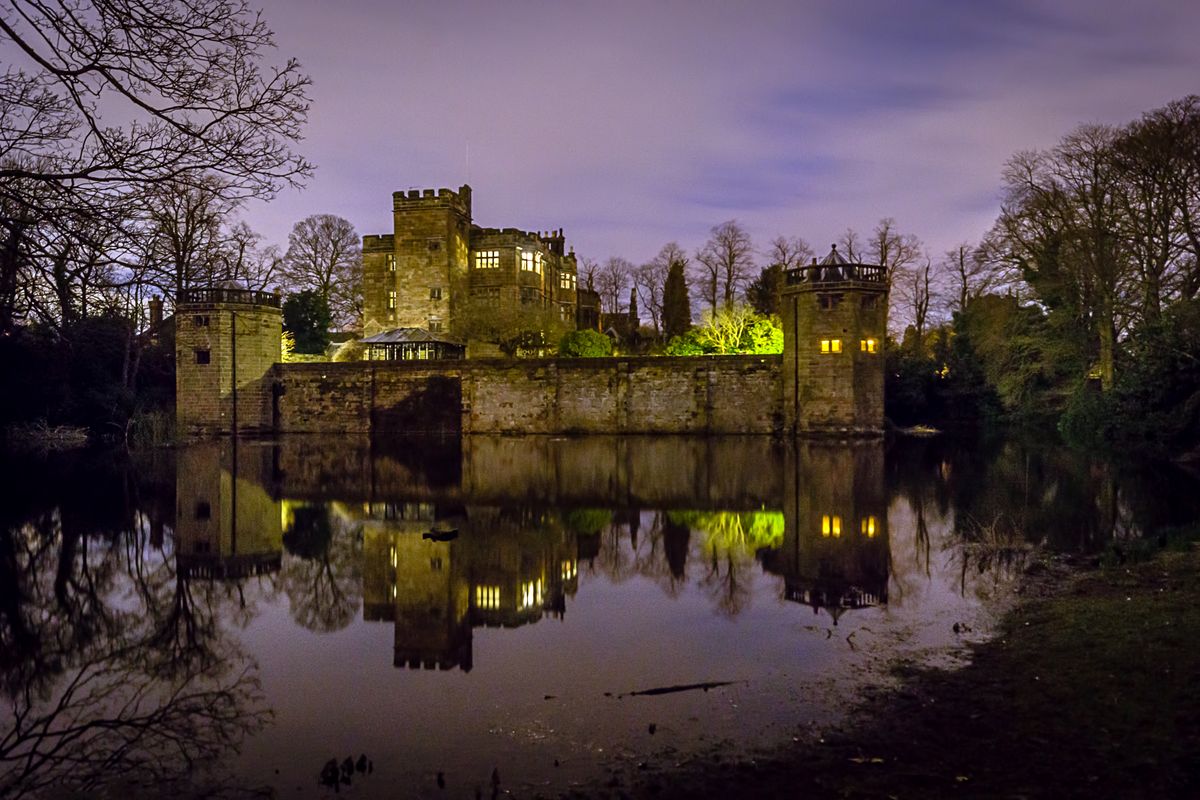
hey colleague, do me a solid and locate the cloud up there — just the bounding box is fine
[244,0,1200,268]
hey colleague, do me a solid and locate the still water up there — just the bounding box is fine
[2,434,1197,798]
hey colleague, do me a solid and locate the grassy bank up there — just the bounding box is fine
[610,539,1200,799]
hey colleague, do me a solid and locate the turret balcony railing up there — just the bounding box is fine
[177,287,282,307]
[784,263,887,289]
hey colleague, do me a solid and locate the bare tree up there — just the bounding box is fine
[633,251,672,337]
[0,0,312,334]
[696,220,754,310]
[595,257,632,314]
[894,253,936,354]
[283,214,361,329]
[839,228,864,261]
[870,217,923,287]
[141,177,238,297]
[221,221,283,292]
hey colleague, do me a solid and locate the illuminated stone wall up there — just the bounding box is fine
[271,354,783,436]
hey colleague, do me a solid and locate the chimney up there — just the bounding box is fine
[148,296,163,331]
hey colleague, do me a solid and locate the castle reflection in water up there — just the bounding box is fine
[174,435,890,670]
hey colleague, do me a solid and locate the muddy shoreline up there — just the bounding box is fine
[570,546,1200,799]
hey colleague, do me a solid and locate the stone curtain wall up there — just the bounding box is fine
[273,355,783,436]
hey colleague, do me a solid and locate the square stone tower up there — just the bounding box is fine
[362,186,472,335]
[780,245,888,435]
[175,287,282,437]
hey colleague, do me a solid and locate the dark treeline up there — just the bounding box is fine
[889,95,1200,459]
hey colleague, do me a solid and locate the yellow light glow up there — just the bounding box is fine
[860,338,877,353]
[390,546,397,568]
[520,578,544,610]
[820,339,830,353]
[832,516,841,537]
[561,560,577,581]
[475,585,500,610]
[832,339,842,353]
[821,514,831,536]
[475,250,499,269]
[861,516,877,537]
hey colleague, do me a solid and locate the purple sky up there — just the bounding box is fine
[246,0,1200,266]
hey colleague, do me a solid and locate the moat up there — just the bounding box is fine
[2,434,1197,799]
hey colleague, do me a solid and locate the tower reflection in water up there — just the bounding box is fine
[174,435,889,668]
[762,441,889,624]
[357,504,580,672]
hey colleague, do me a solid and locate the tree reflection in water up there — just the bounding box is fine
[0,498,270,798]
[280,502,363,632]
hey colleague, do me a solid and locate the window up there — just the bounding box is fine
[430,557,443,571]
[860,516,877,537]
[560,303,574,321]
[430,287,442,300]
[193,314,209,327]
[520,250,543,275]
[427,240,441,251]
[820,339,842,354]
[821,515,842,538]
[520,578,544,610]
[471,287,500,305]
[559,272,577,290]
[520,286,541,305]
[860,338,878,353]
[428,319,443,333]
[861,295,877,310]
[385,254,396,272]
[194,500,211,520]
[819,293,842,310]
[194,349,211,364]
[474,250,499,269]
[387,290,397,310]
[476,585,500,610]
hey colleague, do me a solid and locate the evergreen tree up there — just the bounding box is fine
[746,264,783,316]
[283,290,332,354]
[662,259,692,339]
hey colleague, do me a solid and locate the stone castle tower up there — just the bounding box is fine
[780,245,888,435]
[362,186,473,335]
[360,184,580,343]
[175,287,282,437]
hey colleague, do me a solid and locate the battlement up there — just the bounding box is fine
[392,183,472,214]
[363,234,395,250]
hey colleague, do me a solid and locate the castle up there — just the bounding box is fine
[176,189,888,437]
[360,185,598,354]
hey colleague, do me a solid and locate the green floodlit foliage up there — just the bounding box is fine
[558,329,613,357]
[664,305,782,356]
[668,510,785,556]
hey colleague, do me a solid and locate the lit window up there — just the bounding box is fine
[387,290,396,309]
[561,560,577,581]
[475,585,500,610]
[559,272,577,290]
[520,578,544,610]
[520,250,543,275]
[386,254,396,272]
[389,546,397,568]
[821,515,842,537]
[475,250,499,269]
[860,338,877,353]
[820,339,842,354]
[861,516,877,537]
